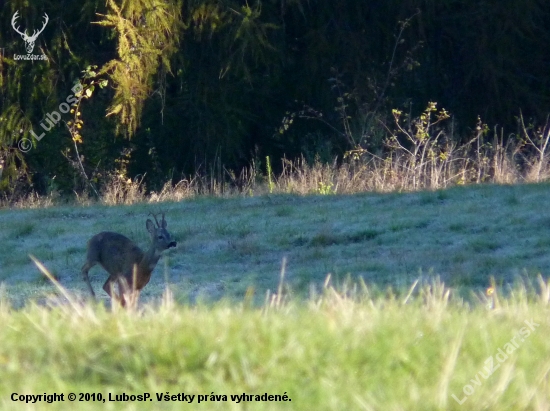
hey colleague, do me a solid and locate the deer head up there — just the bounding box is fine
[12,11,49,54]
[148,212,177,251]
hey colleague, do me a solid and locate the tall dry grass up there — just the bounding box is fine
[140,117,550,201]
[2,112,550,207]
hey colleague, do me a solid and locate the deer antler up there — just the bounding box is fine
[32,13,49,40]
[149,212,161,228]
[11,11,49,54]
[149,211,167,228]
[11,11,26,38]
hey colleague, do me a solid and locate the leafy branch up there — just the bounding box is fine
[62,65,108,198]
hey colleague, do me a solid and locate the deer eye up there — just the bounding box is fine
[158,235,163,239]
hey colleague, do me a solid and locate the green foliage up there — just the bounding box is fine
[0,106,30,194]
[95,0,182,136]
[316,181,335,195]
[1,0,550,197]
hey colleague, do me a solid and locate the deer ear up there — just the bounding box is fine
[146,219,155,233]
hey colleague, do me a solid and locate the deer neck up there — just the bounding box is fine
[139,245,162,273]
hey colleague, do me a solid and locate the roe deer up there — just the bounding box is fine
[81,212,176,306]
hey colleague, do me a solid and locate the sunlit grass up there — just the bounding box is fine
[0,273,548,411]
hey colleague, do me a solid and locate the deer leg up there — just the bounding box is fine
[103,276,124,306]
[117,280,127,307]
[102,277,115,298]
[102,276,128,307]
[81,262,96,298]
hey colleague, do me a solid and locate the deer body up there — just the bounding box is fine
[82,214,176,306]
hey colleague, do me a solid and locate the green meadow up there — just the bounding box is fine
[0,183,549,410]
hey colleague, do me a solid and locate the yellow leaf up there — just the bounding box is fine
[107,104,123,116]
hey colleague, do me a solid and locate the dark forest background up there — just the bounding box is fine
[1,0,549,197]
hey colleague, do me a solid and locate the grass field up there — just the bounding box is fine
[0,183,550,409]
[2,183,550,303]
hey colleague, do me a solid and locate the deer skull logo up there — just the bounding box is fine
[11,11,49,54]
